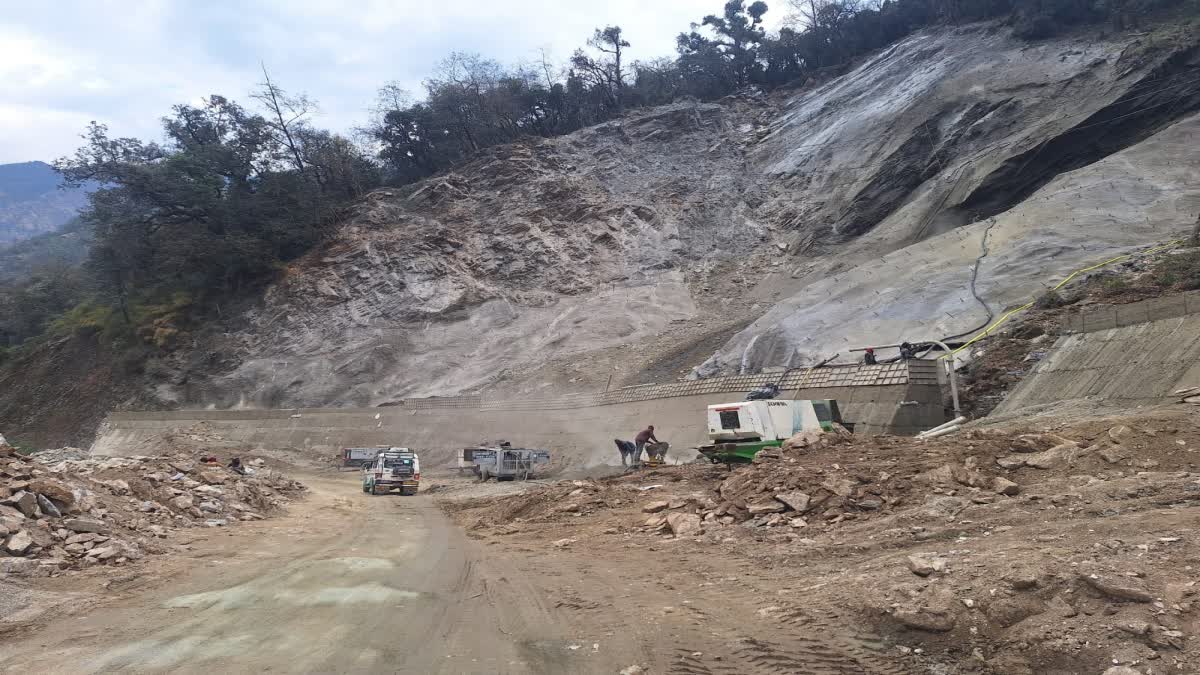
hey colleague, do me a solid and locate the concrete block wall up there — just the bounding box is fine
[1061,290,1200,333]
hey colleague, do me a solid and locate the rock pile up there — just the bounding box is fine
[1,441,304,576]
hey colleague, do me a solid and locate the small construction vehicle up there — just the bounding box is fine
[340,447,378,469]
[362,448,420,495]
[473,444,551,481]
[697,399,847,463]
[457,440,509,475]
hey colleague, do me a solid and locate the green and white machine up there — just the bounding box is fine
[697,399,846,463]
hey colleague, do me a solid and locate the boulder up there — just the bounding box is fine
[99,479,131,495]
[781,430,824,452]
[893,603,957,632]
[666,512,704,537]
[1099,446,1131,464]
[1102,668,1143,675]
[4,529,33,555]
[1010,434,1070,453]
[194,485,224,497]
[641,500,670,514]
[644,514,668,528]
[28,478,75,508]
[821,476,857,497]
[747,501,786,515]
[907,553,948,577]
[1108,426,1135,443]
[35,494,62,518]
[775,490,812,513]
[857,497,883,510]
[1023,447,1065,470]
[63,518,110,535]
[198,469,227,485]
[10,491,40,518]
[1081,573,1154,602]
[1047,594,1077,618]
[996,456,1026,470]
[170,495,194,510]
[552,538,576,548]
[70,488,96,514]
[0,558,38,576]
[993,477,1021,496]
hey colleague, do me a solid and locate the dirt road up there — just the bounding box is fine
[0,474,643,674]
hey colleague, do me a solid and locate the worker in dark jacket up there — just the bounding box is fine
[863,348,877,365]
[633,425,659,465]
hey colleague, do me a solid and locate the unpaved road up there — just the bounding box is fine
[0,474,642,674]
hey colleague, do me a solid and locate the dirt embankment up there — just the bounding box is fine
[447,405,1200,674]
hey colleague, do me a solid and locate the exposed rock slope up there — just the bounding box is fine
[153,21,1200,408]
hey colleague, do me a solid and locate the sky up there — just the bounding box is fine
[0,0,791,164]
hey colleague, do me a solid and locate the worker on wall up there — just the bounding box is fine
[633,425,660,465]
[863,348,877,365]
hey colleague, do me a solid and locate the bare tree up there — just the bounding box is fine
[252,64,316,177]
[589,26,630,97]
[571,26,630,112]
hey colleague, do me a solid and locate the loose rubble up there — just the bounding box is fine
[1,441,304,576]
[447,406,1200,673]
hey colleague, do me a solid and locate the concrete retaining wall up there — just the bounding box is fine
[995,312,1200,414]
[93,361,947,467]
[1060,290,1200,333]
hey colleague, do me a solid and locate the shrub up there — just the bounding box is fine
[1153,250,1200,290]
[1034,289,1066,309]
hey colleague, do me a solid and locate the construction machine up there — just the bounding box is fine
[472,444,551,481]
[696,399,847,463]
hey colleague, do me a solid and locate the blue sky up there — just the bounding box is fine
[0,0,790,164]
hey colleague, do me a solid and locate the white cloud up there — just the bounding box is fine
[0,0,791,163]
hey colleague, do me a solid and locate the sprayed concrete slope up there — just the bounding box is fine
[705,110,1200,372]
[92,362,946,467]
[993,293,1200,415]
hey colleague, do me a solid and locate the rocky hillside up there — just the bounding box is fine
[154,21,1200,411]
[3,20,1200,441]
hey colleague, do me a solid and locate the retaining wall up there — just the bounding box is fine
[92,361,947,467]
[1060,290,1200,333]
[996,303,1200,414]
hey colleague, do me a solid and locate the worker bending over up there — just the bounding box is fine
[633,425,659,464]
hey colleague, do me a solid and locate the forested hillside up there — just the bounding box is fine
[0,161,90,245]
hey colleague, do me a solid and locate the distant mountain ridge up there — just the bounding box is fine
[0,161,91,246]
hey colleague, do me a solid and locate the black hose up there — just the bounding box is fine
[941,218,998,342]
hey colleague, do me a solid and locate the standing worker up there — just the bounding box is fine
[633,425,660,465]
[863,348,877,365]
